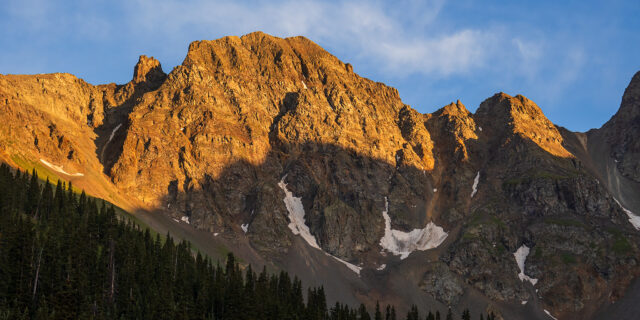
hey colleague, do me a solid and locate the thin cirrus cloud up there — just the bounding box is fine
[124,0,510,77]
[374,29,498,76]
[1,0,541,80]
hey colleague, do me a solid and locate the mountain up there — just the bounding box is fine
[2,31,640,320]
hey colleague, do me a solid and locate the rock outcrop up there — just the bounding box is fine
[599,71,640,183]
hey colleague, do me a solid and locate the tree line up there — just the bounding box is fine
[0,164,495,319]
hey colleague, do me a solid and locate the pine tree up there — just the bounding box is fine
[359,303,371,320]
[0,169,401,319]
[25,169,39,216]
[405,305,419,320]
[40,179,53,219]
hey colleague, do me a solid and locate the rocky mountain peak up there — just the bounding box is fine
[132,55,166,87]
[611,71,640,123]
[475,92,532,116]
[178,32,358,98]
[437,100,469,117]
[425,100,477,161]
[475,92,572,157]
[598,71,640,182]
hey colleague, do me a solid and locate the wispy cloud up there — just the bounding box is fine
[2,0,585,84]
[375,29,499,76]
[120,0,505,76]
[513,38,544,80]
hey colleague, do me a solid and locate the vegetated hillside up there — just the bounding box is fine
[1,32,640,319]
[0,165,500,320]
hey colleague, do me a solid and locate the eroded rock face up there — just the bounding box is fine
[419,263,465,305]
[600,71,640,183]
[107,32,440,261]
[1,31,640,319]
[133,55,166,87]
[0,73,105,176]
[475,93,571,158]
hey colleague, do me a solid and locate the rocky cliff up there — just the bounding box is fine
[1,32,639,320]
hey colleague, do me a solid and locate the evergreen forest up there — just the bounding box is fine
[0,164,494,320]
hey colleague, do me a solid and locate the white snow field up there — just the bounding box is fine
[241,223,249,233]
[108,123,122,143]
[544,309,558,320]
[40,159,84,177]
[379,197,448,259]
[181,216,190,224]
[100,123,123,160]
[326,253,362,275]
[614,199,640,230]
[514,245,538,285]
[278,177,320,249]
[278,176,362,275]
[471,171,480,198]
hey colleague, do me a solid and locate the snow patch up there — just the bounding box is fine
[302,81,308,89]
[172,218,179,223]
[543,310,557,320]
[379,197,448,259]
[278,177,320,249]
[514,245,538,285]
[278,176,361,275]
[100,124,123,161]
[521,300,527,305]
[108,124,122,144]
[241,223,249,233]
[40,159,84,177]
[614,199,640,230]
[433,188,437,193]
[326,253,362,275]
[471,172,480,198]
[478,126,483,132]
[213,233,219,236]
[181,216,190,224]
[377,264,387,271]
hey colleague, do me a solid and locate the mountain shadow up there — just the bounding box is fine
[135,135,640,320]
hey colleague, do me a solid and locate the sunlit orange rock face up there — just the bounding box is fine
[475,93,571,158]
[2,32,640,320]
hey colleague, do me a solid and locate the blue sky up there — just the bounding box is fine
[1,0,639,131]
